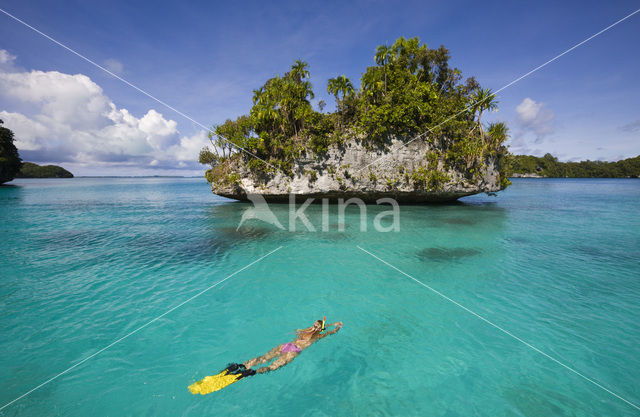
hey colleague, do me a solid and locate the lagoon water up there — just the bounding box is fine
[1,178,639,416]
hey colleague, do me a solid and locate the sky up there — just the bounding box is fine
[0,0,639,176]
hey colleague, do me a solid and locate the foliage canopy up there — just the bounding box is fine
[0,119,22,184]
[510,154,640,178]
[16,162,74,178]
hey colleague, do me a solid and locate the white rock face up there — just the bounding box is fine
[212,137,502,203]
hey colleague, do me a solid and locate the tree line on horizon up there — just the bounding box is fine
[510,153,640,178]
[16,162,74,178]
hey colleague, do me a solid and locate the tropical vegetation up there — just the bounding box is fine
[17,162,74,178]
[509,154,640,178]
[199,37,510,189]
[0,119,22,184]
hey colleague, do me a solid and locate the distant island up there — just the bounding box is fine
[510,154,639,178]
[199,37,510,203]
[1,120,74,182]
[16,162,74,178]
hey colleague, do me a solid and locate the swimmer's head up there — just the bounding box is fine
[296,320,324,336]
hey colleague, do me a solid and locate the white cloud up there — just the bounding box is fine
[168,130,211,162]
[0,49,16,65]
[0,111,49,150]
[0,63,209,174]
[1,70,113,130]
[507,97,557,155]
[139,109,179,149]
[0,49,18,73]
[104,58,124,75]
[515,97,555,140]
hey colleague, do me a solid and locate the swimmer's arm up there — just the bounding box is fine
[319,322,342,338]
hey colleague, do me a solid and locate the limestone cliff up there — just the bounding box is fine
[209,137,504,203]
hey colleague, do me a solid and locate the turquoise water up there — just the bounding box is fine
[1,178,639,416]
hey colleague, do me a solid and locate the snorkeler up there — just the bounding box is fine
[188,318,343,394]
[243,318,343,374]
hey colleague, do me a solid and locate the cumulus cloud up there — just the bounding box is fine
[104,58,124,74]
[0,61,210,174]
[0,49,16,65]
[515,97,555,142]
[0,49,18,73]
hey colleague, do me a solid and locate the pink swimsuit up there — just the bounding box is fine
[281,342,302,353]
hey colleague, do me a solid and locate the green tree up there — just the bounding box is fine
[201,60,319,172]
[470,88,498,143]
[374,44,392,94]
[358,37,448,144]
[290,59,310,83]
[249,67,314,145]
[211,115,255,158]
[198,146,219,167]
[487,122,509,148]
[327,75,354,125]
[0,119,22,184]
[327,75,354,103]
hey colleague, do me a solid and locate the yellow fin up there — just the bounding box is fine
[188,371,243,395]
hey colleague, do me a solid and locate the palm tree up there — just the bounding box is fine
[290,60,310,83]
[252,87,265,105]
[327,75,354,102]
[284,77,314,137]
[487,122,509,148]
[375,44,391,94]
[278,78,302,137]
[300,80,314,100]
[470,88,498,143]
[318,100,326,112]
[327,75,354,128]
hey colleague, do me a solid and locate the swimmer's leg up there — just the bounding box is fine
[243,345,282,368]
[257,351,298,374]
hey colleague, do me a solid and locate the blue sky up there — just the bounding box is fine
[0,0,639,175]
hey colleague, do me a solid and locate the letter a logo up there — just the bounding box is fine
[237,194,285,230]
